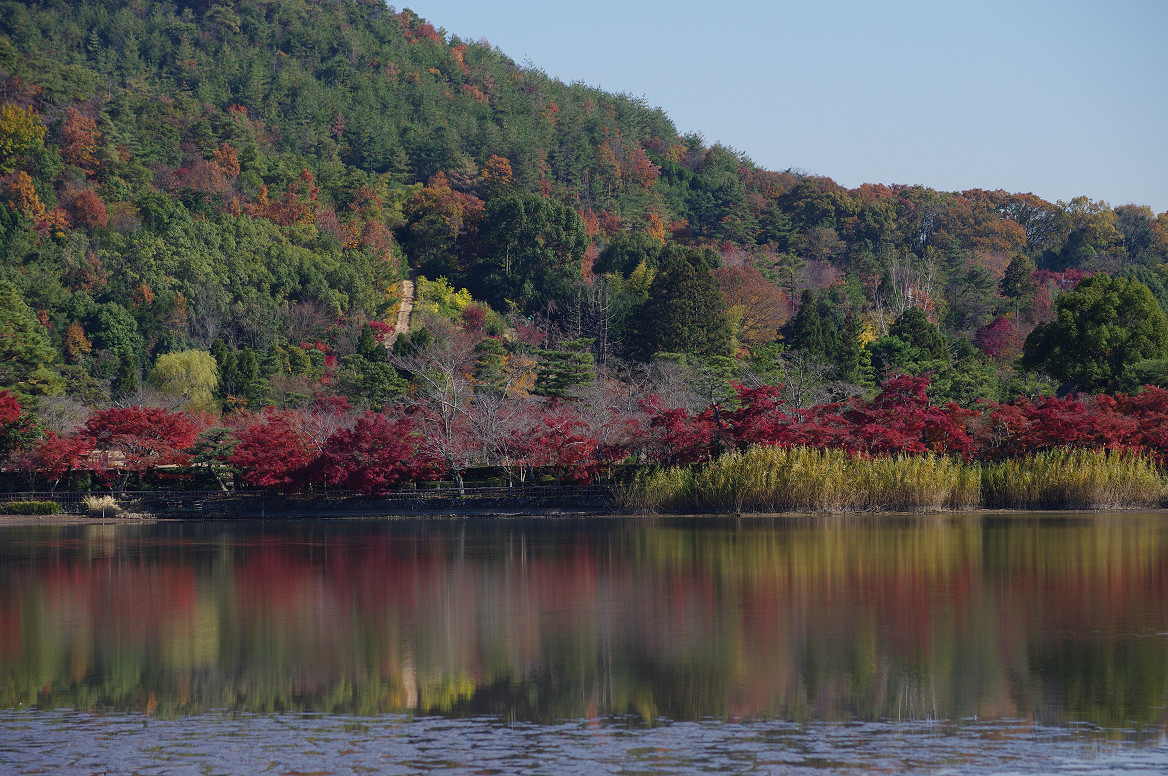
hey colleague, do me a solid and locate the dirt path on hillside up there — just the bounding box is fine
[386,278,414,348]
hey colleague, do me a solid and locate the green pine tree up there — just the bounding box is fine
[111,351,140,401]
[834,313,864,384]
[1000,253,1037,300]
[0,281,65,401]
[889,307,950,363]
[1000,253,1037,315]
[783,290,825,355]
[472,337,509,396]
[236,348,268,408]
[628,246,732,361]
[533,338,595,398]
[356,324,385,363]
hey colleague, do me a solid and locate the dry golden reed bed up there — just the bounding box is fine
[623,447,1166,514]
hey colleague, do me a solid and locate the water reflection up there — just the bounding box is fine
[1,515,1167,730]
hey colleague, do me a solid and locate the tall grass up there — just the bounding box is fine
[82,495,125,518]
[623,446,979,514]
[980,449,1165,510]
[623,446,1165,514]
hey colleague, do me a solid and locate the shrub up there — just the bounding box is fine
[2,500,62,515]
[82,494,125,517]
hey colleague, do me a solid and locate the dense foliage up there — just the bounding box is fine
[1,0,1167,493]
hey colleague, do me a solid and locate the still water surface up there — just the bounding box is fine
[2,514,1167,774]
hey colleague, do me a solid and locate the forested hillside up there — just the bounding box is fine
[2,0,1168,492]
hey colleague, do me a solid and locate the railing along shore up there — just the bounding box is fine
[0,484,619,516]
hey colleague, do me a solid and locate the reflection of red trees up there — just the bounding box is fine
[231,541,320,617]
[36,562,198,642]
[5,523,1168,722]
[0,598,22,661]
[103,565,198,639]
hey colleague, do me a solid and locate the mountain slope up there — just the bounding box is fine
[1,0,1166,413]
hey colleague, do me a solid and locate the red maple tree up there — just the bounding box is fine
[14,432,93,491]
[315,412,438,495]
[84,406,202,489]
[230,409,318,490]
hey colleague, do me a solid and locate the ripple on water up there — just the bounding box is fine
[2,711,1168,776]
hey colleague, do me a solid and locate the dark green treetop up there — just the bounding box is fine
[1021,274,1168,393]
[473,192,588,316]
[626,245,732,362]
[533,337,595,398]
[783,290,825,355]
[869,307,951,384]
[0,281,65,401]
[1000,253,1037,302]
[472,337,509,396]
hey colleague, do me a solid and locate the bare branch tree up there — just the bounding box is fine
[874,251,940,333]
[580,276,620,366]
[741,349,841,409]
[34,395,92,435]
[390,328,479,494]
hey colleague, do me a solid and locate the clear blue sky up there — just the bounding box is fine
[403,0,1168,213]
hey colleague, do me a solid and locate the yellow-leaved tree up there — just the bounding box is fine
[148,350,219,413]
[0,103,47,174]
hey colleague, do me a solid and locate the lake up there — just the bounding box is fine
[2,514,1167,774]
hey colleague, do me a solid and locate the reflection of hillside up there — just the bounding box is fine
[1,517,1167,728]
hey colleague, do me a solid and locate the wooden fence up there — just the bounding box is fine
[0,484,620,516]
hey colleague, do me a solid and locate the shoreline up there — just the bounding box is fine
[4,507,1167,527]
[0,507,617,526]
